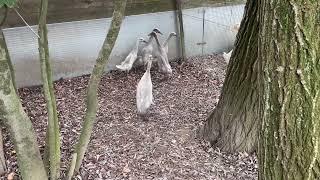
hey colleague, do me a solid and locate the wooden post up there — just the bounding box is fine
[175,0,186,63]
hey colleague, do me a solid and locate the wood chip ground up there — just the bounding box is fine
[1,54,258,180]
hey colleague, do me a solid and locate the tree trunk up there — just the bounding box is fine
[0,28,47,180]
[0,127,6,175]
[259,0,320,179]
[0,8,9,176]
[37,0,60,178]
[72,0,127,174]
[202,0,259,153]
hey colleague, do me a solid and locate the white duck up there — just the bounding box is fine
[136,55,154,116]
[141,28,163,66]
[223,49,233,63]
[162,32,177,54]
[116,37,147,72]
[231,23,240,34]
[150,31,172,75]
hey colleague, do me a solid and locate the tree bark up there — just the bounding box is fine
[259,0,320,179]
[0,28,47,180]
[202,0,259,153]
[73,0,127,174]
[38,0,60,178]
[0,127,6,175]
[0,8,9,176]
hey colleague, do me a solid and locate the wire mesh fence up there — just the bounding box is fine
[2,0,246,87]
[180,0,245,56]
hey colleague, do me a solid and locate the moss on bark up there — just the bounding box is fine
[0,127,6,175]
[37,0,60,178]
[0,30,47,180]
[259,0,320,179]
[202,0,259,153]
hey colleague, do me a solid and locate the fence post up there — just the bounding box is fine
[175,0,185,63]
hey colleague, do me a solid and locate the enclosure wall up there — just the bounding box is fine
[3,4,244,87]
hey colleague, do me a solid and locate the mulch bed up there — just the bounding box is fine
[1,54,257,179]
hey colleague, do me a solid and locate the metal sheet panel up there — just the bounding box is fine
[3,5,244,87]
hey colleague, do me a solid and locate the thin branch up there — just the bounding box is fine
[66,153,77,180]
[13,8,40,38]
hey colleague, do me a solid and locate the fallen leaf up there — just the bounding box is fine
[7,172,15,180]
[123,163,131,174]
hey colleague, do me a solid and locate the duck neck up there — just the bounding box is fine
[163,33,173,46]
[146,60,152,72]
[146,35,154,45]
[152,33,162,50]
[134,39,141,51]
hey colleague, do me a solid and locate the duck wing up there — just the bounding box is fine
[116,50,138,71]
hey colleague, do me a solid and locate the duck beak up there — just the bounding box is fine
[152,28,163,35]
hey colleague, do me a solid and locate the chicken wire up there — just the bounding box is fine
[3,0,246,87]
[180,0,245,56]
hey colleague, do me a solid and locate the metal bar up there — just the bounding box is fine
[201,8,205,55]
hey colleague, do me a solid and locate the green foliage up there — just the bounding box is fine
[0,0,17,8]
